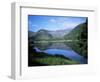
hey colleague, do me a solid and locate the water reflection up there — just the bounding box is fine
[34,42,71,50]
[33,42,87,64]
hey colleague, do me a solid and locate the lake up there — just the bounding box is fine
[33,42,87,64]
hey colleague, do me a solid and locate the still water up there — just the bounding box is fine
[34,42,87,64]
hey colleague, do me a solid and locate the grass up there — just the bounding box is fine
[29,51,79,66]
[34,56,79,65]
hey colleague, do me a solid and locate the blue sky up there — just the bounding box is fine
[28,15,87,32]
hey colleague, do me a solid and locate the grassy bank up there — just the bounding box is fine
[29,50,79,66]
[35,56,79,65]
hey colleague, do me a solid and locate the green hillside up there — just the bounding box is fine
[32,29,53,41]
[64,22,87,41]
[64,20,88,58]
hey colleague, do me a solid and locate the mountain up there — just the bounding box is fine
[28,28,72,40]
[32,29,53,40]
[28,31,36,38]
[64,22,87,41]
[48,29,71,39]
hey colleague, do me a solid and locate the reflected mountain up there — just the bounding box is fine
[34,42,71,51]
[33,42,87,64]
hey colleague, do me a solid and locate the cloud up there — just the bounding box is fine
[50,19,56,23]
[29,21,38,27]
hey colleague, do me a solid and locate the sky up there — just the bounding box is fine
[28,15,87,32]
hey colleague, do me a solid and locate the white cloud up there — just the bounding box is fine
[29,21,38,27]
[50,19,56,23]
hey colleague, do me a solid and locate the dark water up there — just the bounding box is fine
[34,42,87,64]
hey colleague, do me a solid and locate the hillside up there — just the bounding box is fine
[64,22,87,41]
[48,29,71,39]
[28,31,36,38]
[32,29,53,41]
[64,20,88,58]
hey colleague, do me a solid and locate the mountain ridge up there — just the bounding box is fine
[28,28,72,40]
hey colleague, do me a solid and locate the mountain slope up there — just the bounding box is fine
[64,20,88,58]
[28,31,36,38]
[33,29,53,41]
[64,22,87,41]
[48,29,71,39]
